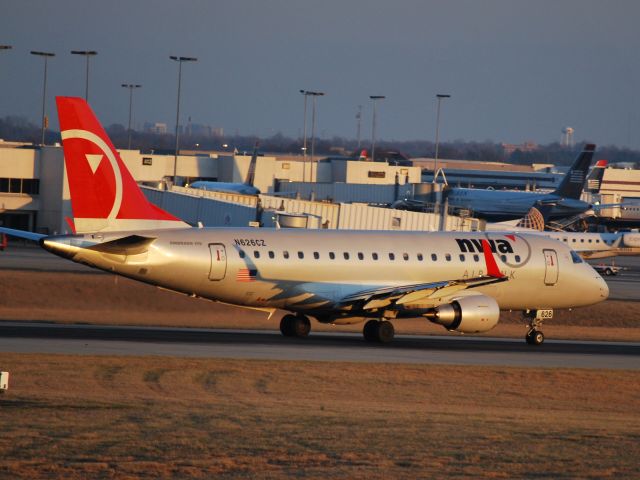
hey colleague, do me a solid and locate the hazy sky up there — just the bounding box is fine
[2,0,639,147]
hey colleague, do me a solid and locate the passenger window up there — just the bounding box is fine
[445,254,451,261]
[431,254,437,261]
[343,252,350,260]
[403,253,409,261]
[500,255,507,262]
[459,254,465,261]
[298,251,304,259]
[283,250,289,259]
[313,252,319,259]
[515,255,521,262]
[417,253,423,261]
[372,253,379,260]
[473,254,479,262]
[389,253,395,260]
[268,251,275,259]
[254,251,260,258]
[329,252,335,260]
[357,252,364,260]
[239,250,246,259]
[572,239,576,243]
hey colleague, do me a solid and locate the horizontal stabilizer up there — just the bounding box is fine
[86,235,156,255]
[0,227,47,242]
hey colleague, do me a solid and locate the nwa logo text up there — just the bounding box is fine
[456,238,514,254]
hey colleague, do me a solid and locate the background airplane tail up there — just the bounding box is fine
[553,144,596,199]
[56,96,189,233]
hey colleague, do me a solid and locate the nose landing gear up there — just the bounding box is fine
[526,328,545,345]
[523,310,551,346]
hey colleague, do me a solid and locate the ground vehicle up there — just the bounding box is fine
[593,264,621,276]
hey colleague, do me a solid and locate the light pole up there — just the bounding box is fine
[356,105,362,151]
[299,90,309,181]
[307,91,324,182]
[170,55,197,185]
[70,50,97,101]
[369,95,385,162]
[121,84,142,149]
[433,93,450,183]
[30,51,55,146]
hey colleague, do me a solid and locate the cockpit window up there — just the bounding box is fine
[570,251,583,264]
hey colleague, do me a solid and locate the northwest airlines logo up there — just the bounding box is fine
[456,238,514,254]
[455,235,532,267]
[61,128,124,220]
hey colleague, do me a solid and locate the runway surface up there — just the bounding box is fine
[0,322,638,369]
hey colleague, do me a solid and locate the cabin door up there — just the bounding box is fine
[209,243,227,280]
[543,249,559,286]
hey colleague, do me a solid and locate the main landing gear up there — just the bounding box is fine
[280,314,311,338]
[523,310,550,346]
[363,319,395,344]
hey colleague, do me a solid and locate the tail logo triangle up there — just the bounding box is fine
[85,153,103,174]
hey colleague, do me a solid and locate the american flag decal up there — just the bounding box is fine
[236,268,257,282]
[569,170,584,183]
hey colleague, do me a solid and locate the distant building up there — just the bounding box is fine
[143,122,168,134]
[501,141,538,156]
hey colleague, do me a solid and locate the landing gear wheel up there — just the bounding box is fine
[526,329,545,346]
[377,320,395,344]
[362,320,395,343]
[292,315,311,338]
[279,314,311,338]
[363,320,379,342]
[280,314,296,337]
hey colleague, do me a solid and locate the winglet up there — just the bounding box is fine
[481,239,504,278]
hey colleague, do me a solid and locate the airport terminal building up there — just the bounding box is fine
[0,142,421,234]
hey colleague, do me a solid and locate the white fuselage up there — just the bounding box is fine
[42,228,608,322]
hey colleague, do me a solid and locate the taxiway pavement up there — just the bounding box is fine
[0,322,638,370]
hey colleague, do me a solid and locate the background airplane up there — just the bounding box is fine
[444,144,596,221]
[187,142,260,195]
[0,97,609,347]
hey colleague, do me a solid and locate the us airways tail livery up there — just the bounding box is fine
[0,97,609,346]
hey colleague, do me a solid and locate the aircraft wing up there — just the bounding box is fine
[0,227,47,242]
[338,275,507,311]
[338,238,508,311]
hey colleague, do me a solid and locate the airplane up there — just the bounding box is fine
[488,203,640,259]
[0,97,609,347]
[444,144,597,221]
[187,142,260,195]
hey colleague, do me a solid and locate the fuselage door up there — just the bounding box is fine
[543,249,559,286]
[209,243,227,281]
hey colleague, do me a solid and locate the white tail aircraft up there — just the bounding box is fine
[0,97,609,345]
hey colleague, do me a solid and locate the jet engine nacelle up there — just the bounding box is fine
[424,294,500,333]
[622,233,640,248]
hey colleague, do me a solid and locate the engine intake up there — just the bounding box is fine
[424,294,500,333]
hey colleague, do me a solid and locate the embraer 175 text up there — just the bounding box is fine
[0,98,609,346]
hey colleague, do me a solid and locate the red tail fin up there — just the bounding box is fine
[56,97,188,233]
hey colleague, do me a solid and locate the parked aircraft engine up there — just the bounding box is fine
[424,294,500,333]
[622,233,640,248]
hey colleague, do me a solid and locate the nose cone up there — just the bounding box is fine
[586,268,609,303]
[597,274,610,300]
